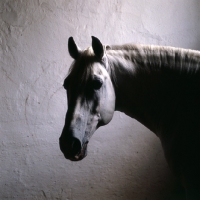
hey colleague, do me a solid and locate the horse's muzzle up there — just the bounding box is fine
[59,136,88,161]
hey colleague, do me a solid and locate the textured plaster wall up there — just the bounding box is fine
[0,0,200,199]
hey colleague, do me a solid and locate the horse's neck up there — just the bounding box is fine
[107,46,200,134]
[107,53,159,132]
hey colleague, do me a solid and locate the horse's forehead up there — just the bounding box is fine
[92,63,104,74]
[66,60,106,88]
[72,59,104,76]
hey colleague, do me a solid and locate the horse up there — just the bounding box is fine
[59,36,200,199]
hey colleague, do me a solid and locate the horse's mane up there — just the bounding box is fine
[107,44,200,75]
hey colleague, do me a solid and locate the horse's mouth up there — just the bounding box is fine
[64,142,88,161]
[74,142,88,161]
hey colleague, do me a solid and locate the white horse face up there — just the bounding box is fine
[59,37,115,161]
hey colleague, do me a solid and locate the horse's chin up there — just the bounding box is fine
[65,142,88,161]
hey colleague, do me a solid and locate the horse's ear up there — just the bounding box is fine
[92,36,104,59]
[68,37,81,60]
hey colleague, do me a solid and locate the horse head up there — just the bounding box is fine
[59,36,115,161]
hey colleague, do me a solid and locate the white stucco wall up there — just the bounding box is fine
[1,0,200,199]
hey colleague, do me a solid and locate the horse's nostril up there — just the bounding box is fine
[71,138,81,156]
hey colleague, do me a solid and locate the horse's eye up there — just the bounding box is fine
[92,78,103,90]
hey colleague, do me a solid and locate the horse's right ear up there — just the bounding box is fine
[92,36,104,59]
[68,37,81,60]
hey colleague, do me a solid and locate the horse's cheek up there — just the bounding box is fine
[100,93,115,125]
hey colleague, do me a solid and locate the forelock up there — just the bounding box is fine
[66,47,97,87]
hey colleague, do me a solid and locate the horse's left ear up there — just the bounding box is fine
[68,37,81,60]
[92,36,104,59]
